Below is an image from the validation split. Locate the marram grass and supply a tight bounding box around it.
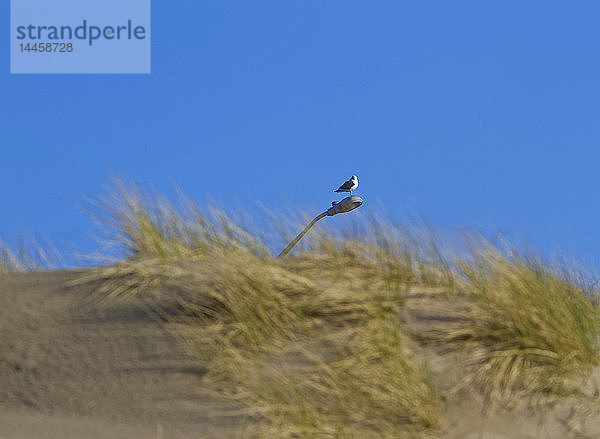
[177,251,440,438]
[440,250,600,410]
[0,237,60,272]
[0,239,16,272]
[77,182,600,435]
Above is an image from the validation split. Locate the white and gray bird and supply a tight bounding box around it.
[334,175,358,197]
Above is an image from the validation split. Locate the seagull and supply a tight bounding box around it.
[335,175,358,197]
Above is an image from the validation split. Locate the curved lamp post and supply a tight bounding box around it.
[278,196,363,258]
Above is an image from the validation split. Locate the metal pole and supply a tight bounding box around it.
[277,196,363,258]
[277,212,327,258]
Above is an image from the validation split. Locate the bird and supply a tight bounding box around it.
[335,175,358,197]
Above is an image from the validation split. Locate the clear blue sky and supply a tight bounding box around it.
[2,1,600,266]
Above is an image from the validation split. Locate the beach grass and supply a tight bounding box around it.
[75,181,600,435]
[438,248,600,410]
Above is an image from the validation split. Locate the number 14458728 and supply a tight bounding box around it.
[19,42,73,53]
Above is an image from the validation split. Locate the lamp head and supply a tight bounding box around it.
[326,196,363,216]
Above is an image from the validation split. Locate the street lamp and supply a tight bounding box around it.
[278,195,363,258]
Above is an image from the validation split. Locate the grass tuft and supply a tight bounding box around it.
[440,248,600,410]
[0,236,61,272]
[181,252,440,438]
[89,180,269,261]
[0,239,19,272]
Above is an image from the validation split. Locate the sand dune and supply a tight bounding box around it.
[1,269,599,438]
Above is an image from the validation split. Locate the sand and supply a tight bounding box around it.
[0,270,240,439]
[1,269,599,438]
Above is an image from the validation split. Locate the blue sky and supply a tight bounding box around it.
[2,1,600,266]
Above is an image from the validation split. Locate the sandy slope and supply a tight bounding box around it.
[404,291,600,439]
[0,270,241,439]
[1,269,599,438]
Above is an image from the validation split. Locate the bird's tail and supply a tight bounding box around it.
[334,189,344,192]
